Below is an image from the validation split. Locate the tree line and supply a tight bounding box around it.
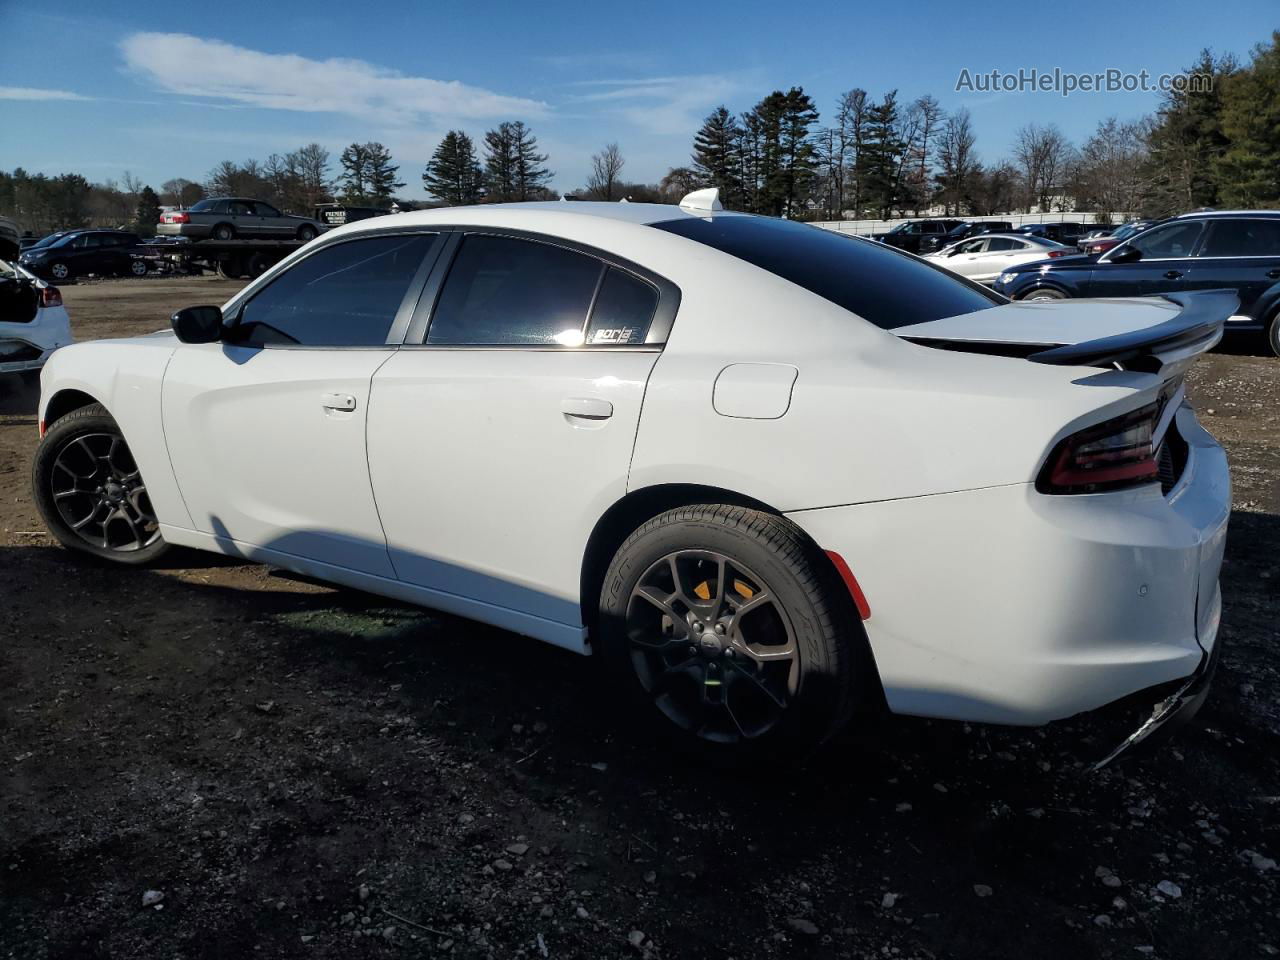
[2,30,1277,235]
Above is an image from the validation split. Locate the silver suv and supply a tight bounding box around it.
[157,198,325,242]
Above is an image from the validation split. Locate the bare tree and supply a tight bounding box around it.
[1071,117,1152,218]
[835,88,868,216]
[906,95,945,214]
[1013,123,1076,212]
[586,143,626,200]
[935,109,980,215]
[659,167,702,201]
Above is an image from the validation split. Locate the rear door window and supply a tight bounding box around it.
[426,235,603,345]
[1199,219,1280,257]
[234,233,436,347]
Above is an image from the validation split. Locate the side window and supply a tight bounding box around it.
[986,237,1020,252]
[586,268,658,344]
[234,233,435,347]
[1200,219,1280,257]
[254,202,282,218]
[1128,221,1203,259]
[957,239,987,254]
[229,201,254,216]
[901,222,921,235]
[427,235,602,345]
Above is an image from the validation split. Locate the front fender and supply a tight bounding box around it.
[40,337,192,528]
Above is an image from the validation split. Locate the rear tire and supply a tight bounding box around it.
[212,223,235,241]
[596,505,865,762]
[129,259,149,277]
[32,403,169,565]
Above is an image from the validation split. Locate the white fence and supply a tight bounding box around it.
[810,211,1135,237]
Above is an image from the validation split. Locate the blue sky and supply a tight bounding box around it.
[1,1,1276,199]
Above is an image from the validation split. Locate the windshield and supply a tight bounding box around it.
[652,215,999,330]
[1110,223,1141,241]
[30,232,69,249]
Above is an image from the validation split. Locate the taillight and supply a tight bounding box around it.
[1037,402,1161,494]
[40,285,62,308]
[1047,250,1070,258]
[166,212,190,224]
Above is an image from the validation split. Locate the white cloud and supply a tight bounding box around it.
[567,75,742,136]
[119,32,548,124]
[0,86,92,102]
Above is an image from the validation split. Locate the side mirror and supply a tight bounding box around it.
[1108,246,1143,264]
[171,305,223,343]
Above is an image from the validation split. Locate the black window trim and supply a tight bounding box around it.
[1194,217,1280,260]
[401,226,681,351]
[220,227,447,350]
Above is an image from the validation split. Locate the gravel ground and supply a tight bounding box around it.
[1,277,1277,960]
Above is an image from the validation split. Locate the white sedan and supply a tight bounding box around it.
[1,258,73,381]
[925,232,1072,283]
[30,190,1232,762]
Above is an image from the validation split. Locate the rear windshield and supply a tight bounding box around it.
[188,199,222,212]
[651,216,998,329]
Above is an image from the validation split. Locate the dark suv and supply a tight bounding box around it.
[870,219,966,254]
[991,211,1280,355]
[1015,221,1085,246]
[17,229,145,281]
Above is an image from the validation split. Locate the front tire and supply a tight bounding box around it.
[32,403,169,564]
[1267,310,1280,358]
[596,505,863,760]
[1023,287,1067,301]
[297,225,317,242]
[48,261,72,282]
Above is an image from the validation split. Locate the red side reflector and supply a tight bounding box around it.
[39,419,46,437]
[825,550,871,620]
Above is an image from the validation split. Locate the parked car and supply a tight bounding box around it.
[924,233,1073,284]
[157,198,326,242]
[869,218,966,254]
[992,210,1280,355]
[0,257,72,381]
[30,189,1232,762]
[1078,219,1158,256]
[939,221,1015,245]
[1015,221,1085,245]
[0,216,20,260]
[18,229,147,281]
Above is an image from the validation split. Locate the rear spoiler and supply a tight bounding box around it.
[1027,289,1237,367]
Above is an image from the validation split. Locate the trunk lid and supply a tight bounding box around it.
[894,290,1238,370]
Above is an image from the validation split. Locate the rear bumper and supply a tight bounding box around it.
[156,223,212,239]
[787,404,1229,727]
[0,310,72,373]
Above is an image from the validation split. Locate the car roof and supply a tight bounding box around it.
[334,200,755,231]
[1173,209,1280,220]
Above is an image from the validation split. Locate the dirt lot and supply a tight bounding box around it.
[1,277,1277,960]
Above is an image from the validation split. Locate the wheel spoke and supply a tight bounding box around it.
[48,430,160,553]
[725,658,788,709]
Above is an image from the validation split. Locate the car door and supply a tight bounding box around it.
[162,230,441,577]
[1090,220,1204,298]
[1184,218,1280,320]
[228,200,263,237]
[943,238,989,278]
[253,202,288,238]
[366,231,673,641]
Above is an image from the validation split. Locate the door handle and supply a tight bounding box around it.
[560,397,613,421]
[321,392,356,412]
[1163,270,1183,280]
[1266,269,1280,279]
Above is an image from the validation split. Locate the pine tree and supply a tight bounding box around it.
[363,142,404,205]
[133,185,161,234]
[742,88,817,217]
[858,92,906,218]
[691,106,743,207]
[510,122,553,200]
[424,131,484,205]
[483,123,519,202]
[1215,33,1280,207]
[338,143,369,203]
